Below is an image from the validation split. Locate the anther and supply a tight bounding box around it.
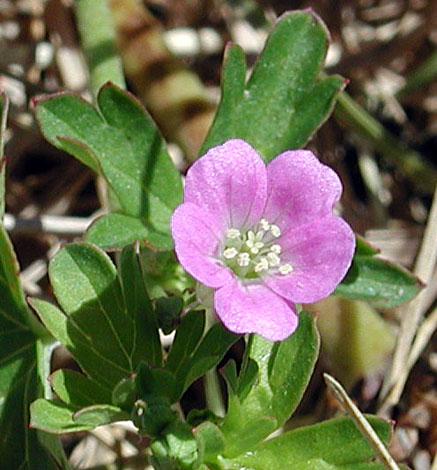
[259,218,270,231]
[254,257,269,272]
[237,253,250,267]
[267,252,280,267]
[226,228,241,239]
[223,247,238,259]
[270,244,281,254]
[278,264,293,275]
[270,225,281,238]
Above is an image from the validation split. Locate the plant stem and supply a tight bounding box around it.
[335,91,437,194]
[397,50,437,97]
[75,0,126,99]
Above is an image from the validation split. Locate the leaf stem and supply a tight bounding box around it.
[335,91,437,194]
[75,0,126,98]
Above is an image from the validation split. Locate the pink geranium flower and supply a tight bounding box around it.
[171,139,355,341]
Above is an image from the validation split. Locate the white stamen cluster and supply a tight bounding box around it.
[221,218,293,278]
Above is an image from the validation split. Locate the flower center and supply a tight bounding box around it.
[220,218,293,279]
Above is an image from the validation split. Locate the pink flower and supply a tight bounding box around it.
[171,139,355,342]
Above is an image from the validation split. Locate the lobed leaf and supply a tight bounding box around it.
[240,311,319,425]
[201,11,345,160]
[0,223,64,468]
[31,242,161,393]
[220,312,319,456]
[35,83,182,250]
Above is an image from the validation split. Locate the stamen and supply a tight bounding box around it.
[250,241,264,255]
[270,224,281,238]
[237,253,250,267]
[270,244,281,254]
[267,252,280,267]
[227,228,241,239]
[278,264,293,275]
[259,218,270,231]
[254,257,269,273]
[222,220,286,279]
[223,247,238,259]
[255,231,264,241]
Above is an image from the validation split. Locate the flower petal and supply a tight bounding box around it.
[171,202,234,288]
[184,139,267,231]
[214,280,298,341]
[263,150,343,233]
[265,215,355,303]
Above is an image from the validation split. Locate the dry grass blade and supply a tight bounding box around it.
[324,374,401,470]
[407,305,437,370]
[379,187,437,415]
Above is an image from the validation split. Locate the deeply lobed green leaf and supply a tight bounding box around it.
[35,83,182,250]
[31,242,161,392]
[201,11,345,160]
[220,312,319,457]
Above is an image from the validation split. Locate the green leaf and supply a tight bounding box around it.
[73,404,128,426]
[224,416,391,469]
[49,242,135,372]
[222,415,277,458]
[30,298,126,389]
[219,313,319,457]
[0,344,58,468]
[112,376,138,410]
[32,242,161,391]
[150,421,198,470]
[166,310,206,373]
[138,364,179,403]
[119,244,162,367]
[0,91,8,217]
[178,322,240,398]
[0,226,33,328]
[86,213,174,251]
[0,224,65,468]
[35,82,182,248]
[30,399,97,434]
[155,296,184,334]
[49,369,112,407]
[240,312,319,426]
[335,238,422,308]
[201,11,344,160]
[193,421,226,465]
